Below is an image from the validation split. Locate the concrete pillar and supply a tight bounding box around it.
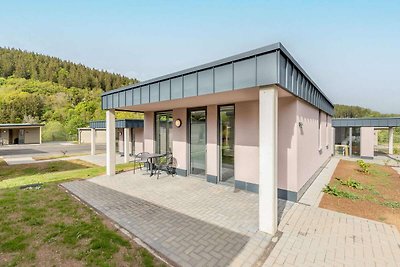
[124,128,130,163]
[90,128,96,156]
[39,126,42,144]
[259,86,278,235]
[349,127,353,156]
[106,109,116,176]
[206,105,218,183]
[144,112,155,153]
[134,128,144,154]
[360,127,374,159]
[389,127,394,155]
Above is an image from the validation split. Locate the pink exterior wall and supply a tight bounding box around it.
[361,127,375,158]
[296,100,332,192]
[172,108,188,171]
[207,105,218,177]
[277,97,298,192]
[138,88,332,198]
[134,128,144,154]
[144,112,155,153]
[235,101,259,184]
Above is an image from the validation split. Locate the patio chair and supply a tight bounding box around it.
[154,153,176,179]
[133,152,150,174]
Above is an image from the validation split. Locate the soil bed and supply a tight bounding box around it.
[320,160,400,229]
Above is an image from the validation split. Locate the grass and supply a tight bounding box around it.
[0,159,164,266]
[0,159,96,181]
[322,184,360,200]
[0,183,165,266]
[0,161,137,189]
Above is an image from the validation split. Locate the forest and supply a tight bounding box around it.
[0,47,139,141]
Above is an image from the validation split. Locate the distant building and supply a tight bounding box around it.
[78,119,144,156]
[0,123,43,145]
[332,117,400,158]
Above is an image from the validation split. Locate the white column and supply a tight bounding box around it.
[124,128,130,163]
[259,86,278,235]
[106,109,116,176]
[349,127,353,156]
[39,126,42,144]
[90,128,96,156]
[388,127,394,155]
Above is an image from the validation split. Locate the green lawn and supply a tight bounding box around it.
[0,160,164,267]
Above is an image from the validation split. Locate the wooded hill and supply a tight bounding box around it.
[0,47,136,91]
[0,47,138,141]
[334,104,399,118]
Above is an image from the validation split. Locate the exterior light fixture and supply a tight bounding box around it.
[175,119,182,128]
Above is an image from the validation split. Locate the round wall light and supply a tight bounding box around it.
[175,119,182,128]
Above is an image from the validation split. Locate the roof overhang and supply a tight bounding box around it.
[101,42,334,115]
[89,119,144,129]
[0,123,44,129]
[332,117,400,127]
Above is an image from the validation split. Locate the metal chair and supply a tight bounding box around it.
[154,153,176,179]
[133,152,150,174]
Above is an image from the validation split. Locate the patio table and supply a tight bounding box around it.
[146,153,165,176]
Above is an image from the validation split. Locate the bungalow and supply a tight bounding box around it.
[100,42,334,234]
[0,123,43,145]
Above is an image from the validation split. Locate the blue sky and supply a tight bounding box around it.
[1,0,399,113]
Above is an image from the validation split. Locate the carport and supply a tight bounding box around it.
[86,119,144,163]
[332,117,400,158]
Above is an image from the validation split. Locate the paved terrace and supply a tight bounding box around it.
[62,171,293,266]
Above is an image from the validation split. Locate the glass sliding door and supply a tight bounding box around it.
[155,111,173,154]
[189,109,206,176]
[219,105,235,183]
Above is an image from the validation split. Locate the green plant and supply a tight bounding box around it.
[335,177,363,189]
[357,160,370,174]
[323,185,359,200]
[381,201,400,209]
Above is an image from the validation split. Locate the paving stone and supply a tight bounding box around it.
[62,180,249,267]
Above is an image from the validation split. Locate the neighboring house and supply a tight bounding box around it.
[0,123,43,145]
[100,42,334,234]
[78,119,144,159]
[332,117,400,158]
[78,127,106,144]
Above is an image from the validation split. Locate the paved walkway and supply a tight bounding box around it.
[263,203,400,267]
[1,153,126,166]
[299,157,339,207]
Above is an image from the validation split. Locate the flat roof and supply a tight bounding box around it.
[101,42,334,115]
[0,123,44,128]
[332,117,400,127]
[90,119,144,129]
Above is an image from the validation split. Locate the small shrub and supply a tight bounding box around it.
[335,177,363,190]
[323,185,359,200]
[357,160,370,174]
[381,201,400,209]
